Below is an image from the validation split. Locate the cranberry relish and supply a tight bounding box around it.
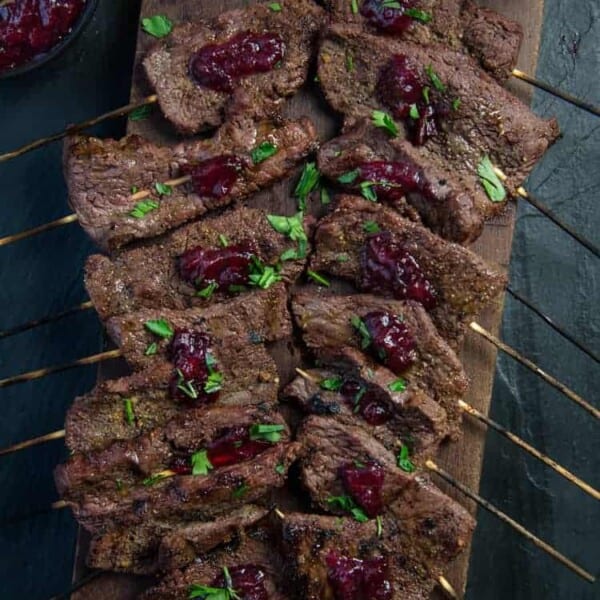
[212,565,269,600]
[340,379,392,426]
[0,0,85,72]
[378,54,453,145]
[339,461,385,517]
[190,31,285,92]
[326,552,393,600]
[360,0,423,35]
[361,232,438,309]
[183,155,246,199]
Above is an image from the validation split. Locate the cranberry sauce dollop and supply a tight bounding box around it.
[326,553,393,600]
[178,241,256,292]
[360,232,437,309]
[213,564,269,600]
[340,380,392,426]
[167,329,218,403]
[190,31,285,92]
[339,461,385,517]
[378,54,451,146]
[360,0,419,35]
[362,311,417,374]
[206,426,272,468]
[0,0,85,72]
[185,155,245,199]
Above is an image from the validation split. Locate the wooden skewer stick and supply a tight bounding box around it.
[0,95,158,164]
[0,429,65,456]
[512,69,600,118]
[48,571,102,600]
[469,321,600,420]
[425,460,596,584]
[458,400,600,501]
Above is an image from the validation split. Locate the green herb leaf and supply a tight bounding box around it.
[376,515,383,537]
[320,376,344,392]
[129,104,153,121]
[397,444,416,473]
[268,2,282,11]
[388,378,407,393]
[218,234,229,248]
[251,141,278,164]
[266,211,308,260]
[141,14,173,38]
[130,199,159,219]
[233,483,249,499]
[351,315,372,349]
[327,495,369,523]
[425,64,446,92]
[477,155,507,203]
[144,318,174,339]
[409,103,420,120]
[350,0,359,14]
[307,270,330,287]
[381,0,402,7]
[360,181,378,202]
[204,370,224,394]
[280,248,299,262]
[155,182,173,196]
[249,423,285,443]
[115,479,123,492]
[345,48,354,72]
[188,584,232,600]
[405,7,432,23]
[422,85,430,104]
[294,163,321,209]
[130,185,139,194]
[452,97,461,111]
[123,398,135,425]
[320,186,331,205]
[248,257,282,289]
[275,463,286,475]
[197,282,218,299]
[191,450,213,476]
[336,253,350,263]
[372,110,399,137]
[145,342,158,356]
[338,169,360,184]
[176,369,199,400]
[362,220,380,234]
[143,470,175,487]
[229,284,247,294]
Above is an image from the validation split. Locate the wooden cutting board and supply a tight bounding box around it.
[73,1,545,597]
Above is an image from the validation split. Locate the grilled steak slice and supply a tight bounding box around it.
[318,120,492,243]
[326,0,523,81]
[297,417,475,571]
[105,282,291,371]
[87,505,268,575]
[292,291,468,435]
[64,117,318,251]
[65,341,279,454]
[56,406,300,533]
[318,25,559,195]
[143,0,325,134]
[311,195,507,343]
[85,207,308,321]
[143,527,289,600]
[284,360,449,458]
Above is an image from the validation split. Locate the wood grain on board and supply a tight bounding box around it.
[73,1,545,597]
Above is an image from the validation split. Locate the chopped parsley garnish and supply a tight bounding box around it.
[143,470,175,486]
[422,86,431,104]
[425,64,446,92]
[350,0,359,14]
[351,315,372,349]
[452,97,461,111]
[477,155,507,203]
[320,186,331,205]
[141,14,173,38]
[251,141,278,164]
[266,212,307,259]
[115,479,123,491]
[372,110,399,137]
[359,181,378,202]
[320,376,344,392]
[155,182,173,196]
[338,169,360,184]
[144,318,174,339]
[249,423,285,443]
[275,463,286,475]
[327,495,369,523]
[405,8,432,23]
[397,444,416,473]
[363,220,380,234]
[204,370,224,394]
[376,515,384,537]
[188,566,239,599]
[145,342,158,356]
[216,234,229,248]
[129,104,153,121]
[248,257,282,289]
[336,253,350,263]
[197,282,218,299]
[123,398,135,425]
[233,483,249,499]
[176,369,199,400]
[130,186,139,194]
[388,378,407,393]
[345,48,354,72]
[294,162,321,210]
[130,199,159,219]
[191,450,213,476]
[268,2,282,11]
[307,270,330,287]
[409,103,420,120]
[381,0,402,7]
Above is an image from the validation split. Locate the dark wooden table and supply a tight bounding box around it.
[0,1,597,599]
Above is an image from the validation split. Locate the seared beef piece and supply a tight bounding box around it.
[64,117,318,251]
[318,25,559,191]
[279,512,444,599]
[85,208,308,321]
[292,291,468,436]
[57,414,299,534]
[143,0,325,134]
[87,505,268,575]
[318,120,491,243]
[65,340,278,454]
[311,196,507,342]
[283,358,449,458]
[104,283,291,372]
[297,417,475,569]
[326,0,523,81]
[143,527,289,600]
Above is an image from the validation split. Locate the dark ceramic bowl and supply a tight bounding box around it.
[0,0,99,80]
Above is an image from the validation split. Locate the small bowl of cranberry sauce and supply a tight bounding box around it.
[0,0,98,79]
